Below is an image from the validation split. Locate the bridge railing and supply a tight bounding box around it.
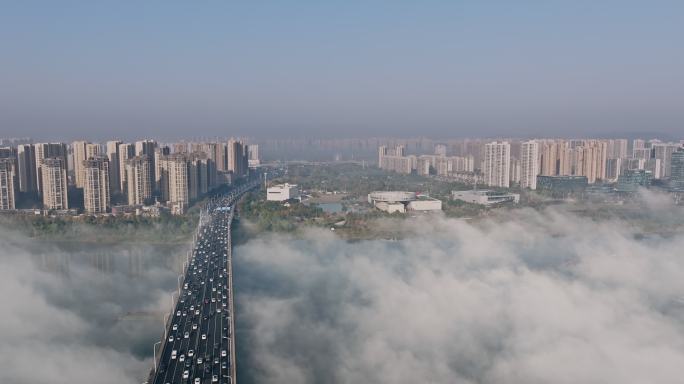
[148,205,207,383]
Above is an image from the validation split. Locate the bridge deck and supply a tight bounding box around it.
[149,184,255,384]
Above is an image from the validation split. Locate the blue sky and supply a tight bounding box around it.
[1,1,682,140]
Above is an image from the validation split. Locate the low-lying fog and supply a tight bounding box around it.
[234,195,684,384]
[0,232,186,384]
[1,191,683,383]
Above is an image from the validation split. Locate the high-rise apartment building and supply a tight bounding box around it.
[378,145,413,174]
[378,146,387,167]
[434,144,447,157]
[188,156,201,201]
[509,158,521,184]
[105,141,122,194]
[215,142,228,172]
[164,154,189,208]
[158,152,214,214]
[247,144,260,167]
[135,139,157,157]
[607,139,628,159]
[540,141,558,176]
[645,158,662,179]
[632,139,646,152]
[670,149,684,192]
[173,142,189,154]
[605,158,622,181]
[135,139,157,188]
[72,141,87,187]
[415,156,430,176]
[580,143,603,184]
[227,139,248,177]
[35,143,68,195]
[17,144,37,193]
[117,143,135,192]
[483,141,511,188]
[0,158,16,210]
[520,140,539,189]
[154,146,171,193]
[633,148,651,160]
[41,157,68,210]
[83,157,110,214]
[125,156,152,205]
[652,143,681,179]
[558,142,573,176]
[195,153,215,193]
[72,141,101,188]
[0,149,17,211]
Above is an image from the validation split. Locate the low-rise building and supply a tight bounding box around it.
[616,169,653,193]
[451,190,519,206]
[267,183,300,201]
[407,198,443,211]
[368,191,442,213]
[536,175,588,197]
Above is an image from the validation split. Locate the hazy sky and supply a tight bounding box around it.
[1,1,682,140]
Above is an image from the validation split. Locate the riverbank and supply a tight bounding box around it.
[0,213,197,244]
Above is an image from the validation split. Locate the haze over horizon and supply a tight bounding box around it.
[2,1,683,140]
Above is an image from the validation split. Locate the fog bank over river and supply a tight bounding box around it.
[1,189,683,384]
[0,226,188,384]
[233,200,684,384]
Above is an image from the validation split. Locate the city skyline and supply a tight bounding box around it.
[1,2,684,383]
[0,137,255,213]
[1,134,682,213]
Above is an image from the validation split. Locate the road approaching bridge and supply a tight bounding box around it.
[148,182,257,384]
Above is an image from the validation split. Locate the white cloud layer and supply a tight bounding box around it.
[235,204,684,384]
[0,230,181,384]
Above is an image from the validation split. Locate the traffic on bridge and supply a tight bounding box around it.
[149,182,257,384]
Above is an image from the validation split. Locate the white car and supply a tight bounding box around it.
[172,324,178,331]
[179,354,185,362]
[188,349,194,357]
[183,370,189,379]
[212,375,218,382]
[192,323,198,330]
[194,378,201,384]
[171,350,177,359]
[184,332,190,339]
[221,350,227,357]
[168,335,174,342]
[195,309,200,315]
[201,333,207,340]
